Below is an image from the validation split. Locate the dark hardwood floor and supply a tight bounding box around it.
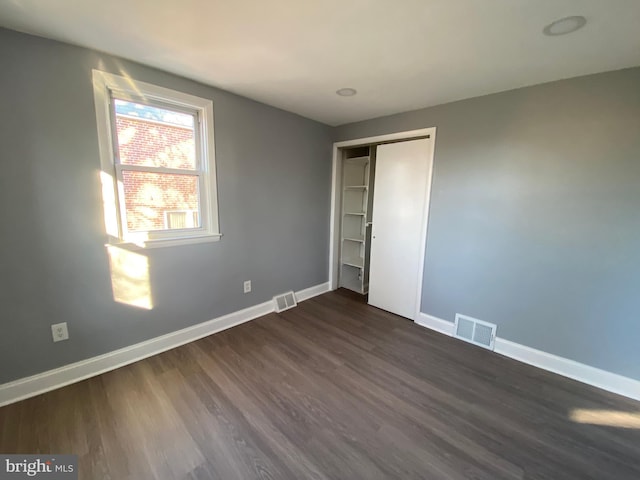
[1,289,639,479]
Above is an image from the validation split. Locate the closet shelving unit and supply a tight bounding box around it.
[339,147,375,294]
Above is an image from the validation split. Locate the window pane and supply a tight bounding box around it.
[121,171,201,232]
[114,99,197,170]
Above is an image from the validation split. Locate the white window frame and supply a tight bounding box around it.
[92,69,221,248]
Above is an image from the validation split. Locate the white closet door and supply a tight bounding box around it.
[368,138,432,319]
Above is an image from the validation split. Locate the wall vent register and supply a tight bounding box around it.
[274,291,297,313]
[454,314,497,350]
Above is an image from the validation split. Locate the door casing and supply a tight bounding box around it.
[328,127,436,321]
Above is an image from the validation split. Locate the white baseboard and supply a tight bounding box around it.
[415,313,456,336]
[493,338,640,401]
[0,282,330,407]
[296,282,330,302]
[415,313,640,402]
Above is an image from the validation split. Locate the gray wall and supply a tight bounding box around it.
[335,67,640,381]
[0,28,333,383]
[2,25,639,386]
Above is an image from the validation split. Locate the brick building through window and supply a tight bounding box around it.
[115,103,200,232]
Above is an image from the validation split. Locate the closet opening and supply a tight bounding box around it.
[329,128,436,321]
[338,145,376,294]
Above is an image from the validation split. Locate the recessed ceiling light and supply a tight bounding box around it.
[336,88,357,97]
[543,16,587,36]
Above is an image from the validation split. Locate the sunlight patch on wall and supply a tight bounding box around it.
[107,245,153,310]
[118,67,146,99]
[100,171,120,238]
[570,408,640,429]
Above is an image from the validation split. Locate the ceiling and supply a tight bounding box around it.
[1,0,639,126]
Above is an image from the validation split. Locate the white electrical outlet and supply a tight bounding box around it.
[243,280,252,293]
[51,322,69,342]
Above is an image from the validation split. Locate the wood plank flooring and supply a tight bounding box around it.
[1,289,639,479]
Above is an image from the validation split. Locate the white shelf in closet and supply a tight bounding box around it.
[345,156,370,163]
[340,264,364,293]
[343,236,365,243]
[342,257,365,269]
[339,149,375,294]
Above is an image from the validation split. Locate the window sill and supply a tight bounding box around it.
[106,233,222,250]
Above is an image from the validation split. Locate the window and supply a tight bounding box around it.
[93,70,220,247]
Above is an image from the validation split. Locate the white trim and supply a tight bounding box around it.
[116,164,202,176]
[328,144,342,290]
[107,234,222,250]
[333,128,435,149]
[413,134,436,321]
[92,69,220,246]
[295,282,331,302]
[328,128,436,297]
[415,313,640,402]
[415,312,456,336]
[493,338,640,402]
[0,282,329,407]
